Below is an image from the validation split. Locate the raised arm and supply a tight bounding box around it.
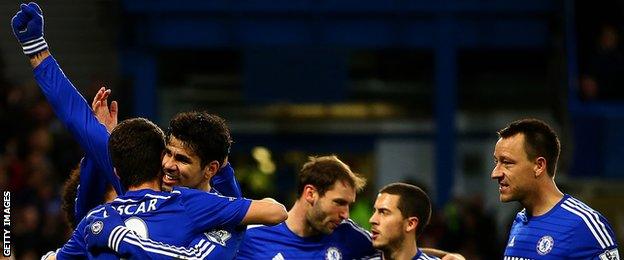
[11,3,123,195]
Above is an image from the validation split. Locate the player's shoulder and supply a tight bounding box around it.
[416,250,441,260]
[558,195,610,224]
[174,186,224,199]
[172,186,213,201]
[245,223,284,237]
[335,219,373,239]
[171,186,195,194]
[84,204,107,219]
[558,195,617,249]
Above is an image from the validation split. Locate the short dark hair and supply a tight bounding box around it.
[379,183,431,237]
[297,155,366,196]
[109,118,165,190]
[497,118,561,177]
[166,111,232,168]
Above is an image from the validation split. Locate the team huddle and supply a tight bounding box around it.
[10,3,620,260]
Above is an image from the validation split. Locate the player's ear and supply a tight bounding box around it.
[303,184,317,205]
[405,216,419,234]
[203,160,220,179]
[534,157,547,178]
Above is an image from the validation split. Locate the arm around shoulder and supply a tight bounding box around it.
[241,198,287,226]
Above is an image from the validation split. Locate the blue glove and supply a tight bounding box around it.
[11,2,48,55]
[84,205,132,252]
[210,162,243,198]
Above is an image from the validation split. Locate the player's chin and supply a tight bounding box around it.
[499,193,514,203]
[318,225,334,234]
[371,239,385,249]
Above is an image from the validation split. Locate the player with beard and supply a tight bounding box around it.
[237,156,463,260]
[11,3,285,258]
[236,155,375,259]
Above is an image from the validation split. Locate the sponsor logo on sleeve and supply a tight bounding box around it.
[599,248,620,260]
[204,229,232,246]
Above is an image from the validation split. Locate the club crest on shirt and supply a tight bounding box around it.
[91,221,103,235]
[325,247,342,260]
[536,235,554,255]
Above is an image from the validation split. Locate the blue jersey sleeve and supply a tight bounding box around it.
[210,162,243,198]
[32,56,123,195]
[109,229,235,259]
[74,157,108,223]
[56,217,88,259]
[177,188,251,231]
[569,213,619,259]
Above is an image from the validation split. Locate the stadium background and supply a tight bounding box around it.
[0,0,623,259]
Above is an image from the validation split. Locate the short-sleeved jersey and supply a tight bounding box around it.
[504,194,619,259]
[236,219,379,260]
[93,165,247,259]
[56,187,251,259]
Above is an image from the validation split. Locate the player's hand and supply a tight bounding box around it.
[216,162,234,177]
[84,206,130,251]
[91,87,118,133]
[40,250,57,260]
[11,2,48,55]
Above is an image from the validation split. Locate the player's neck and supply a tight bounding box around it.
[285,200,318,237]
[382,239,417,260]
[523,179,564,216]
[128,178,162,192]
[199,179,212,192]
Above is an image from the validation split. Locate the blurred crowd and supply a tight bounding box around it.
[580,24,624,101]
[0,78,84,258]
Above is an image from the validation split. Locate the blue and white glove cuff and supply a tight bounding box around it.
[22,36,48,55]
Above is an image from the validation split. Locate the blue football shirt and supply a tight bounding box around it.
[504,194,619,259]
[236,219,379,260]
[33,55,250,259]
[56,187,251,259]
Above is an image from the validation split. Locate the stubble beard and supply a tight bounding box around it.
[307,203,333,235]
[378,231,405,257]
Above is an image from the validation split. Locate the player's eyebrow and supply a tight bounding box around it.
[374,206,390,213]
[333,198,350,206]
[175,153,192,163]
